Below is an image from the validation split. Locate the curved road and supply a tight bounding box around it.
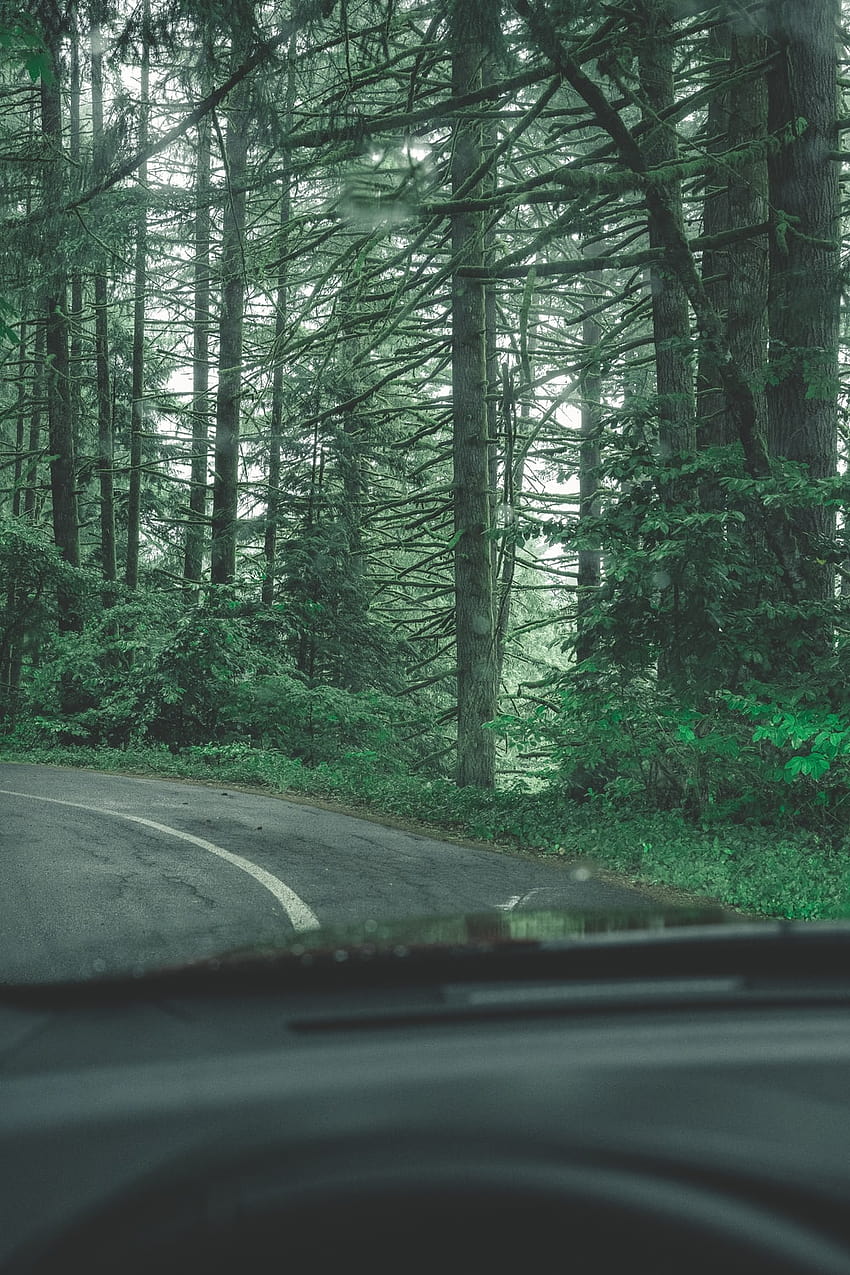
[0,763,654,983]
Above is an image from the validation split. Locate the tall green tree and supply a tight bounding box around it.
[90,1,117,583]
[450,0,498,788]
[210,52,250,587]
[37,0,80,626]
[125,0,150,590]
[183,112,211,596]
[765,0,841,663]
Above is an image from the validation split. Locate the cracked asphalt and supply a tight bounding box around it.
[0,763,657,983]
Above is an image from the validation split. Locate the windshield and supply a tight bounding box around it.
[1,0,848,985]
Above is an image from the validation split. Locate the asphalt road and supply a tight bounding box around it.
[0,763,656,983]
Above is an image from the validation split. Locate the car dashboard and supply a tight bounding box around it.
[2,923,850,1274]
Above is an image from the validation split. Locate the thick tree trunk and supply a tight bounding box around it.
[262,36,296,606]
[11,319,28,519]
[726,26,769,447]
[41,208,73,550]
[637,1,694,687]
[183,113,211,596]
[210,75,249,587]
[23,319,45,520]
[90,13,117,584]
[67,26,83,464]
[39,14,80,616]
[93,273,116,582]
[695,25,731,452]
[576,302,602,666]
[696,23,769,452]
[484,106,500,582]
[450,0,497,789]
[295,415,322,682]
[637,1,694,463]
[261,182,288,607]
[125,0,150,590]
[766,0,840,646]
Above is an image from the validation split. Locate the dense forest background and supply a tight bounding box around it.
[2,0,850,917]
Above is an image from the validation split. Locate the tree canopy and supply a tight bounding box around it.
[1,0,849,852]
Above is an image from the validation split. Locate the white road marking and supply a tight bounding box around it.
[493,894,522,912]
[0,788,320,932]
[494,887,551,913]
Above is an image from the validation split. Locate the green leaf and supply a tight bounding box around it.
[783,756,805,780]
[801,754,831,779]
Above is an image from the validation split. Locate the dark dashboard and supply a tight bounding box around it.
[2,919,850,1275]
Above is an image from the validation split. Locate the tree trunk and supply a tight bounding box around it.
[262,35,296,605]
[39,9,80,621]
[68,15,83,462]
[726,25,769,448]
[637,1,694,463]
[494,358,530,686]
[125,0,150,590]
[90,11,117,584]
[11,319,28,519]
[183,113,212,597]
[576,296,602,666]
[210,73,249,587]
[765,0,840,653]
[695,24,731,452]
[636,0,694,687]
[261,182,288,606]
[484,107,500,582]
[697,22,769,453]
[23,318,45,520]
[450,0,497,788]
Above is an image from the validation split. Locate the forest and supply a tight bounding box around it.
[1,0,849,919]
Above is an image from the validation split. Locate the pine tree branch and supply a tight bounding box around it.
[511,0,806,600]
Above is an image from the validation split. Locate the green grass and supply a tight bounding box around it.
[3,741,849,920]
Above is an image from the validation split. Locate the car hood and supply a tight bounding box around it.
[136,904,850,989]
[207,901,735,962]
[5,906,849,1001]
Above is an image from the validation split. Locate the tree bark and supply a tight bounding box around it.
[726,24,769,449]
[183,113,212,597]
[494,363,527,687]
[636,1,694,687]
[765,0,840,640]
[23,318,45,520]
[261,181,288,607]
[696,21,769,453]
[450,0,498,788]
[90,10,117,584]
[125,0,150,590]
[210,69,249,587]
[11,319,28,519]
[637,0,694,463]
[39,6,80,619]
[576,286,602,665]
[695,24,731,452]
[262,34,297,606]
[68,21,83,463]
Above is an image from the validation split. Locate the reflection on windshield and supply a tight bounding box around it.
[1,0,848,984]
[216,906,733,965]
